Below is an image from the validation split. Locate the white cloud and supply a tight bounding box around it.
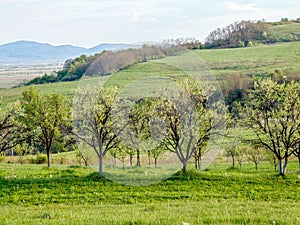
[147,16,158,23]
[131,11,140,22]
[224,1,261,12]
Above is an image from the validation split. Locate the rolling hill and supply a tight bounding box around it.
[0,41,131,64]
[0,41,299,108]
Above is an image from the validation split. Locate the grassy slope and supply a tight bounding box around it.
[0,163,299,225]
[268,22,300,41]
[196,41,300,77]
[1,41,300,108]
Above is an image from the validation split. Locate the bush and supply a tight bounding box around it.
[29,154,47,164]
[35,155,47,164]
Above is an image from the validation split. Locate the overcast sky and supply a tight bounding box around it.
[1,0,299,47]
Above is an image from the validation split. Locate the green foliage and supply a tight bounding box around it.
[204,20,269,48]
[73,86,120,173]
[25,45,183,85]
[35,153,47,164]
[241,79,300,175]
[29,153,47,164]
[0,101,24,152]
[20,87,72,168]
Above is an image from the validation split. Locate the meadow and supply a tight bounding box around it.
[0,41,300,224]
[0,162,299,225]
[1,41,300,108]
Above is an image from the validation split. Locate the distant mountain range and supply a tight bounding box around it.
[0,41,138,64]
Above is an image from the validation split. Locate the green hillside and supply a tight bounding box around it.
[1,41,299,108]
[268,22,300,42]
[197,41,300,77]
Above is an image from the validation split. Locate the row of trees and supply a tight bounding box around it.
[204,20,269,48]
[0,78,299,175]
[26,44,185,85]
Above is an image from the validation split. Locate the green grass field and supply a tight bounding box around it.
[268,23,300,42]
[0,162,299,225]
[1,41,299,109]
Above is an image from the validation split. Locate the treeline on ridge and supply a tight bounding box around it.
[26,45,183,85]
[26,18,300,86]
[204,18,300,49]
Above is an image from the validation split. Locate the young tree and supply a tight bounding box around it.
[236,146,246,170]
[156,77,225,172]
[20,87,71,168]
[14,143,33,165]
[247,145,265,170]
[265,150,279,172]
[193,136,209,170]
[241,79,300,175]
[126,98,152,167]
[224,132,241,168]
[73,86,123,173]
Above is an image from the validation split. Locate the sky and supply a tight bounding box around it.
[0,0,299,48]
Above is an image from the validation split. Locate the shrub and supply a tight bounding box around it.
[29,154,47,164]
[35,155,47,164]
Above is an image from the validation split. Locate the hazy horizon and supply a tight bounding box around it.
[1,0,300,48]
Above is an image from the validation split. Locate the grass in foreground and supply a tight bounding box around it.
[0,162,299,224]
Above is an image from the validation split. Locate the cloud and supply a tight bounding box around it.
[224,1,261,12]
[131,11,140,22]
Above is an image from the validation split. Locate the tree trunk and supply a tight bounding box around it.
[136,150,140,167]
[197,157,202,170]
[148,151,151,166]
[182,163,187,173]
[298,153,300,169]
[130,155,133,167]
[283,157,288,175]
[113,156,116,167]
[232,156,235,168]
[46,148,50,168]
[194,156,198,169]
[154,157,157,168]
[255,163,258,171]
[99,154,103,173]
[278,158,287,175]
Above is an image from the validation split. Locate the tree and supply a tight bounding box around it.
[14,143,33,164]
[73,86,123,173]
[241,79,300,175]
[125,98,153,167]
[247,145,265,170]
[0,102,24,153]
[265,150,279,172]
[151,146,166,168]
[193,132,209,170]
[236,146,246,170]
[75,143,95,166]
[156,77,225,172]
[292,142,300,169]
[224,132,241,168]
[20,87,71,168]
